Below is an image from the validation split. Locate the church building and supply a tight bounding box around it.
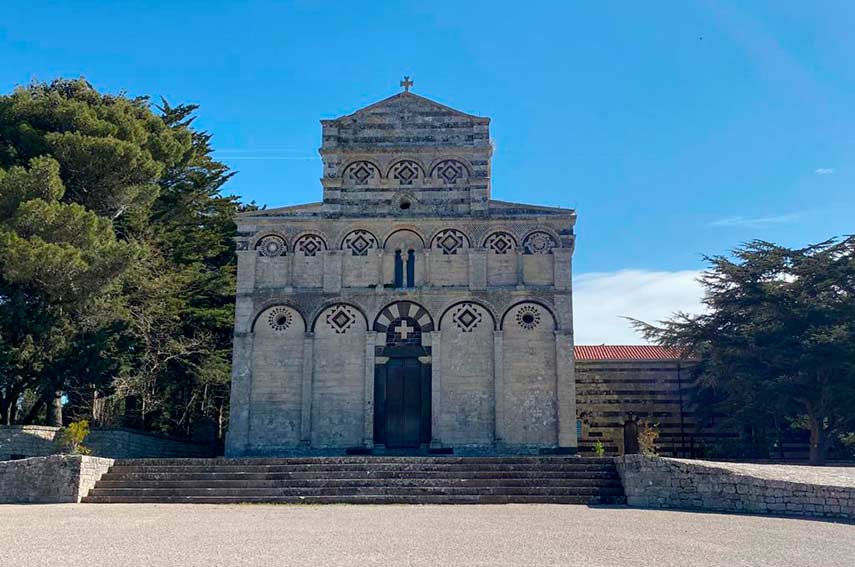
[225,81,577,456]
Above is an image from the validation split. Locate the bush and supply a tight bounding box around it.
[593,440,605,457]
[55,420,92,455]
[638,423,660,456]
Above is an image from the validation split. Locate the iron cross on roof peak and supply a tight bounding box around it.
[400,76,414,92]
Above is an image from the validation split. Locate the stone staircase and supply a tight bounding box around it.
[82,456,626,504]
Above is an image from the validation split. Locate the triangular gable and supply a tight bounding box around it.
[324,92,489,125]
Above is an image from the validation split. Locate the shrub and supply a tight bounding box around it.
[638,423,660,456]
[55,420,92,455]
[593,440,605,457]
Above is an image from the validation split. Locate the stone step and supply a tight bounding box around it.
[83,494,627,505]
[87,485,626,498]
[94,478,622,489]
[110,457,615,466]
[106,463,618,474]
[85,456,625,505]
[100,470,619,482]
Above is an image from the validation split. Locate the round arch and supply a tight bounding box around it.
[499,300,559,331]
[382,228,426,248]
[249,302,307,333]
[310,301,370,333]
[437,300,498,332]
[373,300,434,333]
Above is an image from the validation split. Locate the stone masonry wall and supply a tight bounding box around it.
[616,454,855,520]
[0,425,214,461]
[0,455,113,503]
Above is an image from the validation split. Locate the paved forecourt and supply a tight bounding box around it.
[3,503,853,567]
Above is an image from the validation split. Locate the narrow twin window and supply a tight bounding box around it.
[394,249,416,288]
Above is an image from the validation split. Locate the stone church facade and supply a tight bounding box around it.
[225,88,577,457]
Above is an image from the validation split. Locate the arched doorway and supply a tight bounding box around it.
[373,303,433,449]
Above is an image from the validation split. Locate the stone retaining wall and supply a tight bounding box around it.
[616,454,854,520]
[0,425,214,461]
[0,455,113,503]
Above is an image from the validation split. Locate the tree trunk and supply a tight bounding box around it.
[808,415,829,466]
[21,392,49,425]
[46,388,63,426]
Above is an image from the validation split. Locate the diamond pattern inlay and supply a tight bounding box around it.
[433,229,467,255]
[452,303,483,333]
[326,305,357,334]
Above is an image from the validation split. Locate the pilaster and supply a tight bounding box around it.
[493,330,504,444]
[322,250,342,293]
[300,333,315,443]
[363,332,377,447]
[468,248,487,290]
[555,330,577,448]
[224,333,254,457]
[430,330,442,447]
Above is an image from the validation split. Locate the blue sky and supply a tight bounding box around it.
[2,1,852,341]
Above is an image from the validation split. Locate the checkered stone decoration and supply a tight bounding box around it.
[342,230,378,256]
[325,305,357,334]
[390,160,423,185]
[374,301,434,342]
[432,229,468,255]
[343,161,378,185]
[294,234,327,257]
[522,231,557,255]
[485,232,517,255]
[255,234,287,257]
[452,303,483,333]
[267,306,293,332]
[432,160,467,185]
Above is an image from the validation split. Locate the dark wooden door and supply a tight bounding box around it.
[385,358,422,448]
[623,420,639,455]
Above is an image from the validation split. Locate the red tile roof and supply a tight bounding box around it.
[574,345,685,361]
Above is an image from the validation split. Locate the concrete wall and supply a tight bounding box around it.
[0,426,213,461]
[0,455,113,503]
[617,455,855,520]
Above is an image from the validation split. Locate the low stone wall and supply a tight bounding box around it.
[0,425,214,461]
[0,455,113,503]
[617,455,854,520]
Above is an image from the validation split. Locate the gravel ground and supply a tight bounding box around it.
[2,503,853,567]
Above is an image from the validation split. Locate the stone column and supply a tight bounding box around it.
[363,332,377,447]
[224,332,254,457]
[468,248,487,290]
[493,330,504,446]
[555,330,577,449]
[300,333,315,444]
[515,249,525,287]
[430,330,442,447]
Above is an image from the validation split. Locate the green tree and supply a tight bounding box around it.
[0,157,137,424]
[634,238,855,465]
[0,78,241,435]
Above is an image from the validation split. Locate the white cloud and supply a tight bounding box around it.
[815,168,835,175]
[573,270,705,344]
[708,213,803,228]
